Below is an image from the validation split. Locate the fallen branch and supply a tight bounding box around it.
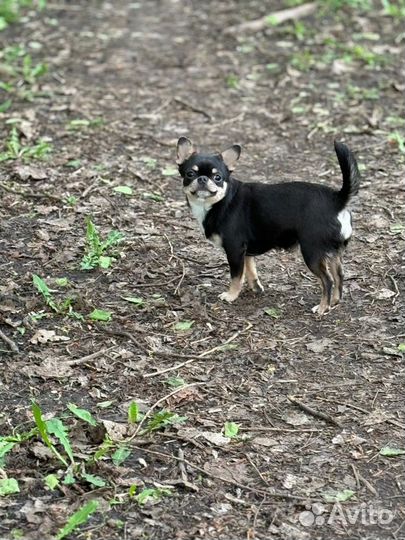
[0,328,19,353]
[225,2,317,34]
[64,346,117,366]
[288,395,342,428]
[144,322,253,378]
[132,445,318,502]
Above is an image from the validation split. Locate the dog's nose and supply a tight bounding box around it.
[198,176,208,186]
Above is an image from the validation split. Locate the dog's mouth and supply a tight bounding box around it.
[189,188,218,199]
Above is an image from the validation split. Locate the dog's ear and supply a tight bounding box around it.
[176,137,196,165]
[221,144,241,171]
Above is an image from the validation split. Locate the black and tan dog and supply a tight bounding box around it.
[176,137,360,315]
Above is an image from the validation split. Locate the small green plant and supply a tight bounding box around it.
[56,500,99,540]
[32,274,83,319]
[381,0,405,18]
[67,118,104,131]
[0,127,52,162]
[0,0,46,30]
[224,422,239,438]
[32,401,69,466]
[346,84,380,101]
[344,44,385,67]
[290,50,314,71]
[80,218,124,270]
[225,74,240,89]
[64,194,78,206]
[145,410,187,433]
[134,487,172,505]
[22,54,47,83]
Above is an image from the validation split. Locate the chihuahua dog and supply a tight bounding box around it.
[176,137,360,315]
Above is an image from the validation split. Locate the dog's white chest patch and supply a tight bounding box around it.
[188,199,211,232]
[338,209,352,240]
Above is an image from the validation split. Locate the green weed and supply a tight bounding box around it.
[32,274,84,320]
[0,127,52,162]
[0,0,46,30]
[346,84,380,101]
[381,0,405,18]
[144,410,187,433]
[226,74,240,89]
[67,118,104,131]
[80,218,124,270]
[56,500,99,540]
[290,50,314,71]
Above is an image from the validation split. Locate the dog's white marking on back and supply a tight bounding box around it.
[209,233,222,248]
[338,209,352,240]
[188,198,212,232]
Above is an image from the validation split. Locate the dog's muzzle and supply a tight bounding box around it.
[189,176,218,197]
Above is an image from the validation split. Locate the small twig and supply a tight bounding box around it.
[351,463,361,491]
[81,180,99,198]
[64,346,117,366]
[225,2,317,34]
[288,395,342,428]
[0,328,19,353]
[173,97,212,121]
[126,383,205,442]
[177,448,188,483]
[317,397,405,430]
[242,427,321,433]
[245,453,271,488]
[144,323,253,378]
[388,274,400,304]
[101,327,149,353]
[351,464,378,496]
[131,445,317,501]
[174,261,186,295]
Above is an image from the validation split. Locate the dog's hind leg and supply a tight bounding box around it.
[301,247,333,315]
[329,255,343,306]
[245,256,264,293]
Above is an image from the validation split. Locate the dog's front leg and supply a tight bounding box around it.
[219,245,246,303]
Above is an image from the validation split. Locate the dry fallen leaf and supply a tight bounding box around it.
[306,338,333,353]
[30,329,70,344]
[101,419,134,441]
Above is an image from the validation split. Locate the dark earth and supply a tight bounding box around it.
[0,1,404,539]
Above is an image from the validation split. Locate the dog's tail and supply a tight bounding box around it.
[334,141,360,209]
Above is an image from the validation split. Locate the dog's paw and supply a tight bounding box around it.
[252,279,264,294]
[311,304,330,316]
[219,291,238,303]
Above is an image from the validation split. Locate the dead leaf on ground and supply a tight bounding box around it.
[306,338,333,353]
[101,419,135,441]
[14,164,47,181]
[177,427,230,446]
[30,329,70,344]
[166,386,202,407]
[21,358,74,378]
[282,412,310,426]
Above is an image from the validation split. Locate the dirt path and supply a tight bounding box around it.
[0,1,404,539]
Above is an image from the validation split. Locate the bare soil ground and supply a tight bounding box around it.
[0,1,404,539]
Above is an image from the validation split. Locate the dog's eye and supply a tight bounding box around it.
[186,170,196,179]
[213,174,222,183]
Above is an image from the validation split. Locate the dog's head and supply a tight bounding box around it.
[176,137,241,204]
